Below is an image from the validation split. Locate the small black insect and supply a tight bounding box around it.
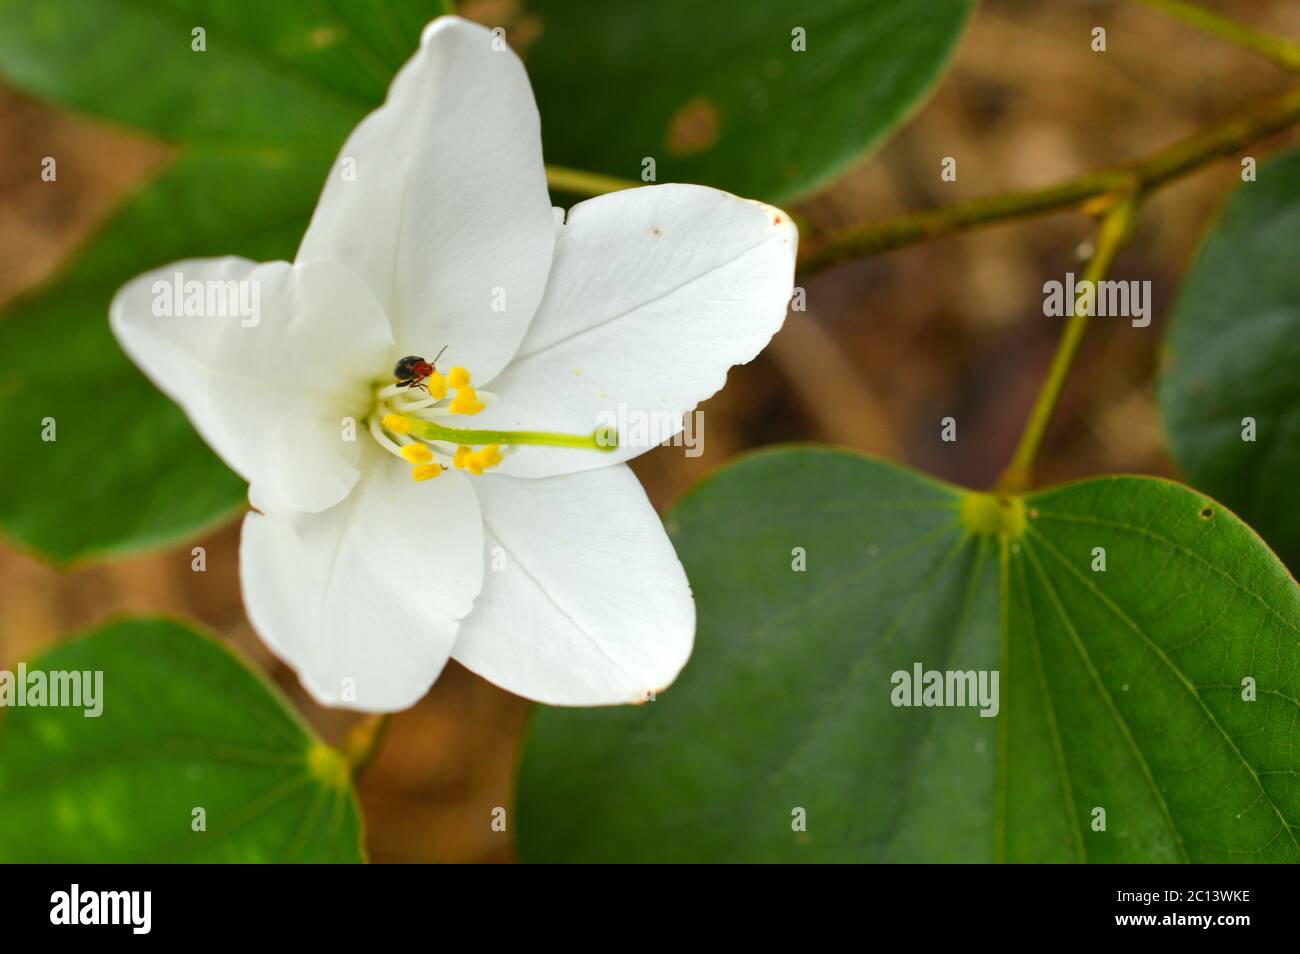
[393,346,447,390]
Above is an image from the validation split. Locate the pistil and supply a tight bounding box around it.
[383,413,617,453]
[368,362,617,481]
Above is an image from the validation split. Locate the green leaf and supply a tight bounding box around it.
[1159,149,1300,572]
[517,448,1300,863]
[0,617,364,862]
[0,0,446,561]
[525,0,976,203]
[0,0,435,143]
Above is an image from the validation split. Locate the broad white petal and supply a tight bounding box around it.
[452,465,694,705]
[110,257,394,514]
[296,16,555,381]
[241,445,484,712]
[469,184,797,478]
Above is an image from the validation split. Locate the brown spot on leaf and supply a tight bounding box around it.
[307,26,342,49]
[666,97,721,157]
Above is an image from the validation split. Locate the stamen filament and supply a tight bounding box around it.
[368,414,405,455]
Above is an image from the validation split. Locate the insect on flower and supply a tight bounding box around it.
[393,346,447,390]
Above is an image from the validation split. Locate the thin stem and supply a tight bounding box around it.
[801,85,1300,275]
[1133,0,1300,73]
[996,193,1141,493]
[546,164,641,197]
[344,713,389,779]
[551,164,816,238]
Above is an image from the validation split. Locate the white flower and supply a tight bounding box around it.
[109,16,796,712]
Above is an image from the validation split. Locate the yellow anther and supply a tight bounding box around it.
[448,366,471,388]
[475,444,503,470]
[449,386,485,416]
[450,444,503,476]
[463,444,503,476]
[411,463,444,482]
[426,371,448,400]
[382,414,413,435]
[400,443,433,464]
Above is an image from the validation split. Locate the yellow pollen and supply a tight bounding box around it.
[449,386,485,416]
[448,366,471,388]
[451,444,503,476]
[477,444,503,468]
[426,371,448,400]
[382,413,413,435]
[412,463,444,482]
[400,443,433,464]
[464,444,503,475]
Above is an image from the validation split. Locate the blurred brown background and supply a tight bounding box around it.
[2,0,1298,862]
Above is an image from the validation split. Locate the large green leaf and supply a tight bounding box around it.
[0,0,448,561]
[0,0,443,141]
[518,448,1300,862]
[1159,150,1300,572]
[523,0,977,203]
[0,617,364,862]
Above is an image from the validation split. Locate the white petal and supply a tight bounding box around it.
[241,445,484,712]
[468,184,797,478]
[452,465,694,705]
[110,258,394,514]
[296,16,555,381]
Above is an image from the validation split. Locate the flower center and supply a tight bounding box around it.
[367,362,616,482]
